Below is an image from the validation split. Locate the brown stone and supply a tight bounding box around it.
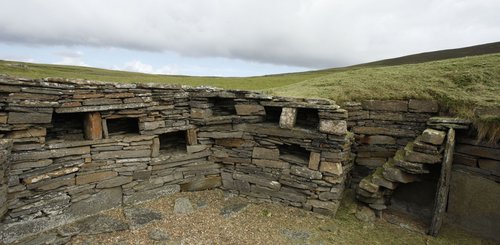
[96,176,133,188]
[478,159,500,176]
[360,135,396,145]
[234,104,265,116]
[186,128,198,145]
[23,167,80,184]
[0,114,7,124]
[8,112,52,124]
[253,159,288,169]
[453,153,477,167]
[359,177,379,193]
[308,152,321,170]
[409,100,439,113]
[76,171,118,185]
[353,126,416,137]
[320,161,343,175]
[151,137,160,157]
[73,93,104,99]
[361,100,408,112]
[382,167,417,183]
[105,92,134,98]
[279,107,297,129]
[215,138,246,148]
[83,112,103,140]
[7,128,46,139]
[319,120,347,135]
[252,147,279,160]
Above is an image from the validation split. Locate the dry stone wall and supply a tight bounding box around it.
[343,100,440,185]
[0,76,351,243]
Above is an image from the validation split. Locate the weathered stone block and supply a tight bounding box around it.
[69,187,123,217]
[23,167,80,184]
[308,152,321,170]
[320,161,343,175]
[186,128,198,145]
[252,147,279,160]
[478,159,500,176]
[361,100,408,112]
[253,159,288,169]
[353,126,416,137]
[8,112,52,124]
[180,176,222,191]
[83,112,103,140]
[420,128,446,145]
[7,128,46,139]
[96,176,133,188]
[123,184,180,205]
[279,107,297,129]
[319,120,347,135]
[306,199,339,216]
[290,166,322,179]
[234,172,281,190]
[409,100,439,113]
[190,108,212,118]
[235,104,265,116]
[215,138,246,148]
[359,177,379,193]
[92,150,151,160]
[455,144,500,161]
[360,135,396,145]
[356,157,386,167]
[382,167,417,183]
[76,171,118,185]
[140,121,165,131]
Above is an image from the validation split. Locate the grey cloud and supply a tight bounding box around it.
[0,0,499,68]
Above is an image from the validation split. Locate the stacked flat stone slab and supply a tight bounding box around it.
[0,139,12,220]
[0,75,351,243]
[343,100,440,185]
[355,117,469,211]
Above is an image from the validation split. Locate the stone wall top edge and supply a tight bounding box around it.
[0,74,339,107]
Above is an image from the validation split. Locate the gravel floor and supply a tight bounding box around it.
[67,189,495,245]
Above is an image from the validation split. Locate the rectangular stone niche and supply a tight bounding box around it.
[210,97,236,116]
[279,144,310,165]
[264,106,282,124]
[159,130,187,154]
[46,112,85,141]
[106,117,139,136]
[296,108,319,130]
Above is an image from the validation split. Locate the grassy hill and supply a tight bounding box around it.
[1,42,499,140]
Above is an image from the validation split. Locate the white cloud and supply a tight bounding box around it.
[53,50,88,66]
[113,60,179,74]
[0,0,499,68]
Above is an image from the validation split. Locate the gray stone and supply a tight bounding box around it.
[420,129,446,145]
[69,187,123,217]
[290,166,322,180]
[233,172,281,190]
[404,148,441,164]
[8,112,52,124]
[96,176,133,188]
[149,229,170,241]
[235,104,265,116]
[253,159,288,169]
[319,120,347,135]
[408,100,439,113]
[355,206,376,222]
[124,207,163,229]
[220,203,249,217]
[180,176,222,191]
[124,184,180,205]
[252,147,279,160]
[279,107,297,129]
[174,197,194,214]
[60,215,129,235]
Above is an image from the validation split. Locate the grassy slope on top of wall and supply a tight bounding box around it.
[270,53,500,141]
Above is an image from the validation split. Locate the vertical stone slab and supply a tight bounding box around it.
[0,139,13,220]
[308,152,321,170]
[186,128,198,145]
[151,137,160,157]
[279,107,297,129]
[102,118,109,139]
[83,112,103,140]
[429,128,455,236]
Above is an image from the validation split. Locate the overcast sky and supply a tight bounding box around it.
[0,0,499,76]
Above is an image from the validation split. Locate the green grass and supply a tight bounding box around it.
[270,54,500,141]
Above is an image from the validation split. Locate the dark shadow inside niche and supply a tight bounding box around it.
[159,130,187,154]
[296,108,319,130]
[390,164,441,222]
[264,106,282,124]
[106,117,139,136]
[46,112,85,141]
[210,97,236,116]
[279,143,310,165]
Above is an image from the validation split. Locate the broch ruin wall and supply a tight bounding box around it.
[0,75,498,243]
